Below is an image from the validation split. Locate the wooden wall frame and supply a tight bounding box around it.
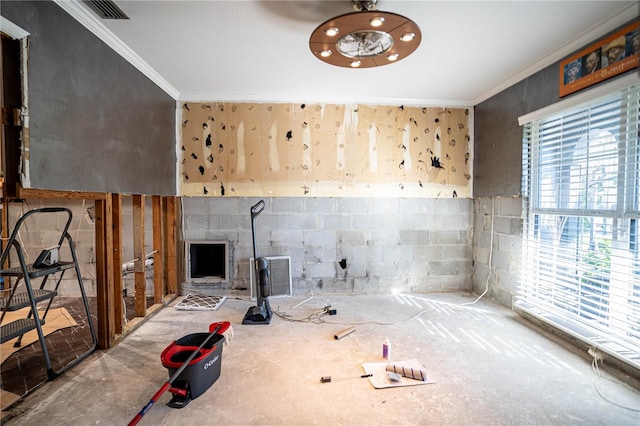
[2,186,179,349]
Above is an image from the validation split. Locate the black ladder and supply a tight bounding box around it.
[0,207,97,380]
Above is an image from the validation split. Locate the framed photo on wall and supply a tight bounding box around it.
[559,20,639,97]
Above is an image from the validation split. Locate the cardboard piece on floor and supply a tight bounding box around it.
[1,389,21,413]
[1,307,77,364]
[362,359,436,389]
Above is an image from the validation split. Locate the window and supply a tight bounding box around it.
[519,82,640,370]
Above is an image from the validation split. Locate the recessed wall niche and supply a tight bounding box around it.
[185,241,228,283]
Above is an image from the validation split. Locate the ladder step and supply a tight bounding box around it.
[0,289,57,311]
[0,261,74,278]
[0,317,45,344]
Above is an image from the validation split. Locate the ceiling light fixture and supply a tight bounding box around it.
[309,0,421,68]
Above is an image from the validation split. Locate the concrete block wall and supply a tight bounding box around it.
[4,198,156,298]
[471,196,523,308]
[182,197,473,295]
[4,199,97,296]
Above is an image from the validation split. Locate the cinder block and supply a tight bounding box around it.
[431,230,461,245]
[413,245,443,260]
[351,277,376,293]
[256,214,286,231]
[337,197,367,213]
[473,246,490,265]
[443,244,471,260]
[367,260,401,277]
[340,260,367,278]
[208,197,245,215]
[352,245,383,262]
[492,216,515,235]
[437,274,472,292]
[407,260,429,277]
[185,214,209,232]
[271,198,304,213]
[322,214,351,230]
[498,234,522,255]
[398,230,429,245]
[369,198,399,214]
[428,260,461,276]
[304,197,336,213]
[493,287,514,309]
[321,245,337,262]
[351,214,386,230]
[411,213,434,230]
[286,214,320,230]
[338,230,367,246]
[303,229,337,247]
[304,261,337,278]
[270,229,304,246]
[383,245,414,262]
[399,198,430,213]
[370,230,400,245]
[508,253,522,276]
[218,215,242,231]
[498,196,523,218]
[183,196,208,212]
[383,213,406,230]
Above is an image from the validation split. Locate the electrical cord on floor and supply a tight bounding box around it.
[589,347,640,412]
[274,306,331,324]
[273,303,439,326]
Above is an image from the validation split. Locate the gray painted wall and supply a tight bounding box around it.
[1,0,176,195]
[472,63,560,307]
[182,197,473,295]
[474,18,638,198]
[474,66,559,198]
[472,19,638,307]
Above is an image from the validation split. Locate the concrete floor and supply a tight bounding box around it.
[5,293,640,425]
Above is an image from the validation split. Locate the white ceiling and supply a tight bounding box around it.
[58,0,639,106]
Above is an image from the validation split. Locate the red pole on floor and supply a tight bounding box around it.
[127,323,224,426]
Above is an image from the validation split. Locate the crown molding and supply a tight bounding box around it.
[54,0,179,100]
[178,92,474,109]
[473,3,639,105]
[0,16,30,39]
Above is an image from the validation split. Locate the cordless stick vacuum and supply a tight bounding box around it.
[243,200,272,325]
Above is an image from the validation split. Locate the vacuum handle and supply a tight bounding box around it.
[251,200,265,219]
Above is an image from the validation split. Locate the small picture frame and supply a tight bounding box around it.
[559,20,639,97]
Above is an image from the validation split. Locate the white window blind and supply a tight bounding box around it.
[519,82,640,370]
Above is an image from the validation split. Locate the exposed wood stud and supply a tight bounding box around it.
[111,194,123,334]
[152,195,164,304]
[132,194,146,317]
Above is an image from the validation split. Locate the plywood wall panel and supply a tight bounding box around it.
[180,102,471,198]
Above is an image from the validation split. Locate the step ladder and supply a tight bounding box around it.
[0,207,97,381]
